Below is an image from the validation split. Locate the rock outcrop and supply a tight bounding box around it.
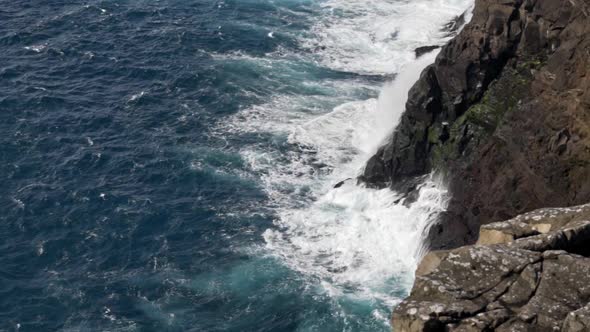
[393,204,590,331]
[360,0,590,250]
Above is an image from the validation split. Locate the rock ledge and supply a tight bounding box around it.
[393,204,590,332]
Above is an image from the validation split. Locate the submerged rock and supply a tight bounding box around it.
[393,204,590,332]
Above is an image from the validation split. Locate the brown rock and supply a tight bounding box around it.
[563,303,590,332]
[393,204,590,332]
[415,250,449,277]
[360,0,590,252]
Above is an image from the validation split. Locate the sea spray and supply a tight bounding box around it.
[259,51,449,327]
[306,0,475,74]
[220,0,474,328]
[0,0,476,330]
[360,51,440,156]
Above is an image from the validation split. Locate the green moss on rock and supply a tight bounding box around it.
[428,126,441,144]
[428,62,538,172]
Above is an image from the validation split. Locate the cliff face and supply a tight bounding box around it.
[360,0,590,250]
[365,0,590,330]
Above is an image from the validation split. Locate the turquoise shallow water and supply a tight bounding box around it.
[0,0,471,331]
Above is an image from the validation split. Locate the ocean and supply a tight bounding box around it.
[0,0,471,330]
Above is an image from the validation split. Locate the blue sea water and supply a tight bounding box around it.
[0,1,471,331]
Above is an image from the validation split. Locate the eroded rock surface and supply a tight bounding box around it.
[393,204,590,332]
[360,0,590,250]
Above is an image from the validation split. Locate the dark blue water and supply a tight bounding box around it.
[0,0,471,331]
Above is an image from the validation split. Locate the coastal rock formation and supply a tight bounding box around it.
[360,0,590,250]
[393,204,590,331]
[367,1,590,329]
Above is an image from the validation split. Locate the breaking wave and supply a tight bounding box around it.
[220,0,473,326]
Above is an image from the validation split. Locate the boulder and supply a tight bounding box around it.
[393,204,590,332]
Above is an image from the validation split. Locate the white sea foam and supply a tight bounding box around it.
[304,0,474,74]
[129,91,145,102]
[264,178,448,298]
[254,51,449,315]
[24,44,48,53]
[218,0,473,326]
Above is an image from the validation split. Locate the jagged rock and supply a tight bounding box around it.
[415,46,441,58]
[375,0,590,328]
[478,204,590,245]
[392,204,590,332]
[361,0,590,251]
[333,178,352,189]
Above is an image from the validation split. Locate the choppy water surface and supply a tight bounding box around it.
[0,0,471,331]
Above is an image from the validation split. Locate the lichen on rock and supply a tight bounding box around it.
[393,204,590,331]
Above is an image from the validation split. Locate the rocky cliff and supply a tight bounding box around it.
[361,0,590,330]
[393,204,590,331]
[360,0,590,250]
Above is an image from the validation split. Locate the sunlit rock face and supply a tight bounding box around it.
[394,204,590,331]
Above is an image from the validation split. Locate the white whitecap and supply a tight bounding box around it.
[129,91,145,102]
[303,0,474,75]
[24,44,48,53]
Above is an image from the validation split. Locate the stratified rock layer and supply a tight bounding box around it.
[361,0,590,249]
[393,204,590,332]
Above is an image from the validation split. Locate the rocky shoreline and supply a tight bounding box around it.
[394,204,590,331]
[361,0,590,250]
[358,0,590,330]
